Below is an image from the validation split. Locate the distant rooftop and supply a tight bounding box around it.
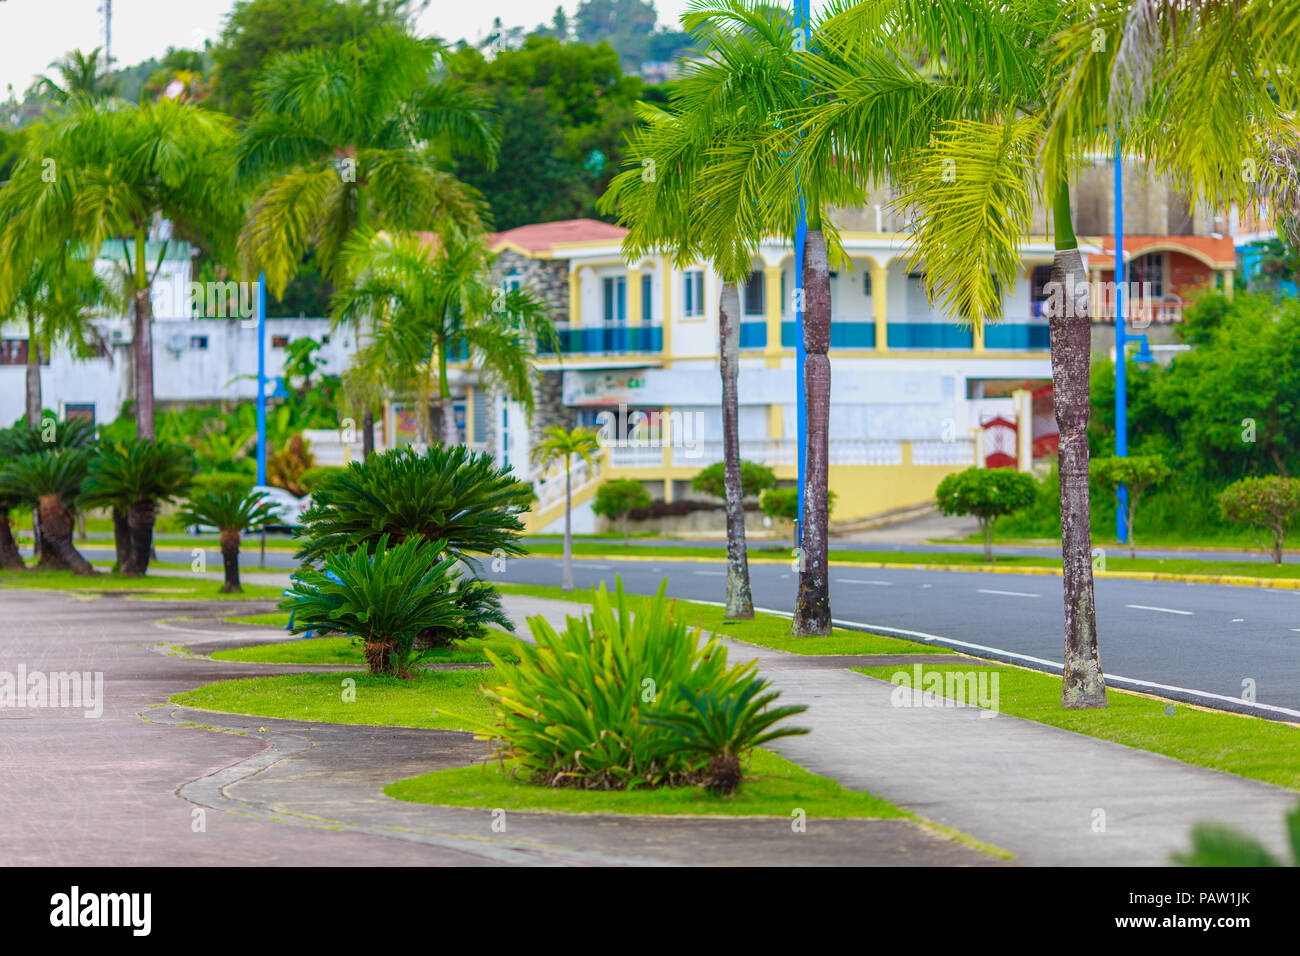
[1087,234,1237,270]
[491,219,627,257]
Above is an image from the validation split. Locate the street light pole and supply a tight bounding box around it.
[793,0,809,551]
[256,271,268,487]
[1114,142,1129,543]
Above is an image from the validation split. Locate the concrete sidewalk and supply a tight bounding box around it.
[502,594,1300,866]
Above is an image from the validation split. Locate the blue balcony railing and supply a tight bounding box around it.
[739,320,767,348]
[778,321,875,348]
[985,322,1051,350]
[541,322,663,356]
[887,322,975,349]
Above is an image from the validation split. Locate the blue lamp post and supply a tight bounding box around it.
[793,0,810,550]
[256,271,268,486]
[1113,143,1130,544]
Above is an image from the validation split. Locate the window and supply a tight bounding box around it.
[189,335,209,350]
[1131,253,1165,298]
[743,271,764,315]
[0,339,28,365]
[504,273,522,293]
[683,269,705,317]
[641,273,652,319]
[63,404,96,425]
[602,276,626,322]
[271,335,289,348]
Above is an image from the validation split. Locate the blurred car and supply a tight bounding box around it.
[186,485,311,534]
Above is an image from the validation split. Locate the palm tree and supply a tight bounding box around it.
[235,26,499,454]
[0,418,96,564]
[531,425,601,591]
[0,449,94,574]
[0,97,239,440]
[0,249,117,427]
[36,48,117,102]
[179,490,279,593]
[331,230,554,445]
[82,440,193,576]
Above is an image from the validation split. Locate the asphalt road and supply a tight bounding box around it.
[68,544,1300,719]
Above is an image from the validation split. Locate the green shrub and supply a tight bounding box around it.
[1089,454,1171,558]
[298,465,346,494]
[1218,476,1300,565]
[592,478,652,544]
[760,486,835,523]
[191,472,256,497]
[295,445,529,568]
[1172,802,1300,866]
[691,460,777,500]
[482,580,806,792]
[280,535,512,676]
[935,467,1038,561]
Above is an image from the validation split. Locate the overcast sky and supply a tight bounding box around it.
[0,0,711,96]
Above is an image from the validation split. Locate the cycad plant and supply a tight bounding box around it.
[82,439,193,575]
[281,535,512,677]
[0,489,24,569]
[1172,803,1300,867]
[331,230,554,444]
[530,425,602,591]
[179,490,279,593]
[295,444,530,569]
[0,449,93,574]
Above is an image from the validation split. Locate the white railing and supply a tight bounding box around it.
[828,439,904,466]
[912,439,977,466]
[532,453,602,511]
[669,439,795,468]
[607,443,667,467]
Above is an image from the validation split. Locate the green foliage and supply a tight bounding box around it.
[1172,803,1300,867]
[1218,476,1300,563]
[482,580,805,791]
[180,489,279,534]
[82,439,193,509]
[531,425,602,474]
[298,465,346,493]
[295,445,529,567]
[0,417,95,455]
[0,449,89,505]
[592,479,652,541]
[191,472,256,497]
[937,467,1038,559]
[691,460,776,500]
[760,486,836,522]
[279,535,512,676]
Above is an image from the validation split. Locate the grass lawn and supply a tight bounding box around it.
[171,669,932,827]
[521,541,1300,580]
[1,568,283,601]
[855,661,1300,791]
[209,632,522,666]
[494,582,948,656]
[386,747,910,820]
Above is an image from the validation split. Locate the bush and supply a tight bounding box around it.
[482,580,806,793]
[298,465,346,494]
[1218,476,1300,565]
[295,445,530,568]
[1089,454,1171,558]
[592,478,652,543]
[691,460,777,501]
[191,472,256,497]
[935,467,1038,561]
[280,535,512,676]
[760,486,835,523]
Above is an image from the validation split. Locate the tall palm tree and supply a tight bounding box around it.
[179,490,279,593]
[0,249,117,427]
[0,97,239,440]
[531,425,601,591]
[331,230,553,445]
[36,48,117,102]
[82,439,193,576]
[235,26,499,454]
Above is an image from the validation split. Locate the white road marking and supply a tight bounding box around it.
[693,570,726,576]
[834,578,894,586]
[572,562,611,570]
[739,605,1300,721]
[1126,604,1193,615]
[1232,618,1244,622]
[977,588,1039,598]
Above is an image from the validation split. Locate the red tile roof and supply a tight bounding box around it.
[490,218,627,256]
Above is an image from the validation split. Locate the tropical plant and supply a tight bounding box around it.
[935,468,1039,562]
[592,478,652,544]
[647,680,809,795]
[280,535,512,676]
[0,97,239,439]
[266,432,314,497]
[0,449,93,574]
[530,425,601,591]
[35,48,118,102]
[81,439,193,575]
[761,485,835,526]
[1172,802,1300,867]
[295,444,530,568]
[298,465,346,494]
[330,230,554,444]
[235,26,498,454]
[482,580,805,792]
[1218,477,1300,566]
[691,459,776,502]
[179,490,279,592]
[1089,455,1171,559]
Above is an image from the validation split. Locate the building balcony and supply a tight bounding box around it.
[739,316,1050,351]
[541,321,663,356]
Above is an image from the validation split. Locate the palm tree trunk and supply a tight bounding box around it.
[1049,183,1106,709]
[219,529,242,593]
[125,498,157,576]
[133,287,156,440]
[719,279,754,619]
[439,347,458,445]
[37,495,95,575]
[25,317,42,427]
[111,506,131,571]
[793,229,833,636]
[0,510,24,569]
[362,411,375,457]
[562,460,574,592]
